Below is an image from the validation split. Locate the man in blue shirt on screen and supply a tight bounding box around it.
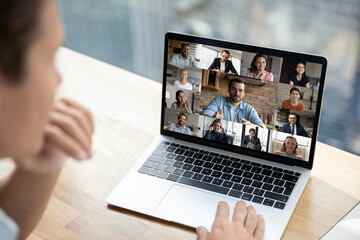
[202,79,265,128]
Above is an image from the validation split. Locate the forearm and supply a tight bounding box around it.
[0,166,62,240]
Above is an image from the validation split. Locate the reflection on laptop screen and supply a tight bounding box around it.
[163,36,325,163]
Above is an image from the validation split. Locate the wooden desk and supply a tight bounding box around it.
[1,48,359,240]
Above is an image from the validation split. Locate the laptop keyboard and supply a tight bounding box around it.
[138,141,301,210]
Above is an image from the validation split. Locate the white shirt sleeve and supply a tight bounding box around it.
[0,208,19,240]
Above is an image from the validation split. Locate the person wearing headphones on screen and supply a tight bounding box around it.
[203,120,231,144]
[275,136,303,160]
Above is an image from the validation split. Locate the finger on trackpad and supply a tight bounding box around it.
[154,184,237,230]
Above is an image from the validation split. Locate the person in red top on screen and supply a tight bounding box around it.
[282,87,304,112]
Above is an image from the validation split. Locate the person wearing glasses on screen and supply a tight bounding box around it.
[282,113,309,137]
[246,54,273,82]
[168,113,192,135]
[208,50,238,75]
[170,43,198,68]
[171,90,192,114]
[202,79,265,128]
[289,62,310,88]
[274,136,303,160]
[173,69,193,90]
[203,120,231,144]
[281,87,304,112]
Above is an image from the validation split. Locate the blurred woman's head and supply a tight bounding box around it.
[175,90,186,103]
[280,136,298,154]
[294,62,306,76]
[289,87,301,101]
[0,0,63,158]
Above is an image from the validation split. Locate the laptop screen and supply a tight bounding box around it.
[161,32,327,169]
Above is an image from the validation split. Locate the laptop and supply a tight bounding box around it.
[107,32,327,239]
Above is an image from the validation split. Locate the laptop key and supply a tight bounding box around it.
[274,179,285,186]
[272,171,283,179]
[165,153,177,159]
[143,161,156,168]
[173,169,185,176]
[183,171,194,178]
[220,154,230,159]
[148,155,164,163]
[166,174,180,182]
[199,150,209,154]
[192,173,204,181]
[222,160,232,166]
[273,167,283,172]
[184,157,195,164]
[170,143,180,147]
[211,171,222,178]
[173,162,184,168]
[184,151,195,157]
[153,150,167,157]
[154,164,166,171]
[263,199,275,207]
[241,164,252,171]
[241,178,252,185]
[251,181,263,188]
[192,166,203,173]
[189,147,199,152]
[220,173,232,180]
[194,160,205,166]
[202,176,213,183]
[284,170,295,175]
[282,174,299,183]
[175,155,186,161]
[201,168,212,175]
[203,162,214,169]
[156,172,168,179]
[160,141,170,145]
[223,167,233,173]
[164,166,175,173]
[241,193,253,201]
[294,172,301,177]
[231,162,242,168]
[254,188,265,196]
[264,191,289,202]
[178,177,229,195]
[263,176,274,184]
[253,174,264,181]
[182,164,193,170]
[212,178,223,185]
[202,155,213,161]
[165,146,176,153]
[213,164,224,171]
[228,190,242,198]
[164,159,175,166]
[252,196,264,204]
[209,152,219,157]
[284,181,295,195]
[251,167,262,173]
[174,148,185,154]
[193,153,204,159]
[231,176,242,183]
[273,186,284,194]
[233,169,244,176]
[138,166,150,174]
[212,158,222,164]
[262,183,273,191]
[222,181,233,188]
[274,202,286,210]
[261,169,272,176]
[243,186,254,193]
[179,145,189,149]
[147,169,159,176]
[243,172,254,178]
[233,183,244,191]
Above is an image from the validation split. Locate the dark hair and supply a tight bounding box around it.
[175,90,185,102]
[0,0,43,83]
[228,78,245,90]
[249,128,256,133]
[280,136,298,154]
[293,62,306,76]
[221,50,230,55]
[178,113,188,120]
[212,119,221,127]
[288,112,300,123]
[180,43,190,49]
[248,54,269,73]
[290,87,301,95]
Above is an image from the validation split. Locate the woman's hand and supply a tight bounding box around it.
[197,201,265,240]
[14,98,94,174]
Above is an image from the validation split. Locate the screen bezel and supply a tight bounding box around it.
[161,32,327,170]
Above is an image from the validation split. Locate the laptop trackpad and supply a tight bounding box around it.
[154,184,237,230]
